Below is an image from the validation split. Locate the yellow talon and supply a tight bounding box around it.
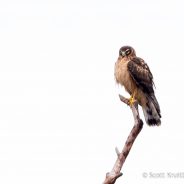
[128,93,136,106]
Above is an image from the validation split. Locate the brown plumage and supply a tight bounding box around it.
[114,46,161,126]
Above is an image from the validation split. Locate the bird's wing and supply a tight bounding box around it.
[127,57,154,94]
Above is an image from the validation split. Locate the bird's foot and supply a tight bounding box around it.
[128,95,136,106]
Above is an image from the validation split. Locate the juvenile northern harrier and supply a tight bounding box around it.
[114,46,161,126]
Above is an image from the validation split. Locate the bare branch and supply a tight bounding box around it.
[115,147,120,157]
[103,94,143,184]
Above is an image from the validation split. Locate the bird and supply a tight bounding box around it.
[114,46,161,126]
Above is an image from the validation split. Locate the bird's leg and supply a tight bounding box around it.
[128,92,136,106]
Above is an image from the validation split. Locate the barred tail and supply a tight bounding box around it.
[142,96,161,126]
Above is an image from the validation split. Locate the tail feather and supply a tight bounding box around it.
[150,94,161,118]
[142,98,161,126]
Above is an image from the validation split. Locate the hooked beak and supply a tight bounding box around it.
[121,51,126,57]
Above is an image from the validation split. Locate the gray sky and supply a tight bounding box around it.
[0,0,184,184]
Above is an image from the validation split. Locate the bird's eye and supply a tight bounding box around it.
[125,49,131,55]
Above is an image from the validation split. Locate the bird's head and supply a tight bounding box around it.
[119,46,136,59]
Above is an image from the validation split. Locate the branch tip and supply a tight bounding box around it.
[118,94,129,105]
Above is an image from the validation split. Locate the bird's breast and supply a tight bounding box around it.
[114,59,136,95]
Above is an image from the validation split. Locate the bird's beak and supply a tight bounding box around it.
[121,51,126,57]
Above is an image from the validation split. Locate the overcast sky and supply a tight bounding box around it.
[0,0,184,184]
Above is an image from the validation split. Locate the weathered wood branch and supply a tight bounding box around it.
[103,94,143,184]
